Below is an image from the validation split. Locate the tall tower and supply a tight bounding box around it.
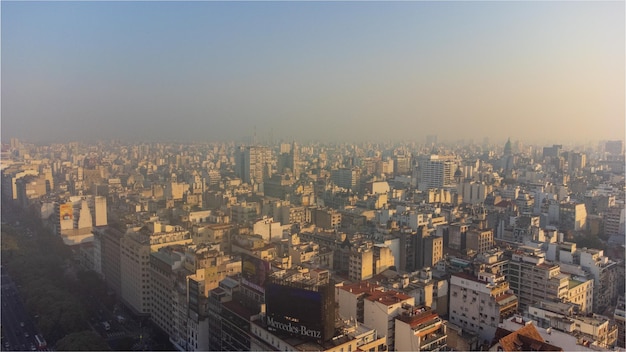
[502,138,514,171]
[503,138,512,156]
[291,141,300,179]
[236,146,271,185]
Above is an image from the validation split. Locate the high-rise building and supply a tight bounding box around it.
[331,167,361,191]
[395,305,447,352]
[466,229,494,254]
[349,244,374,281]
[604,205,625,237]
[426,135,438,147]
[527,300,618,348]
[501,138,515,171]
[449,272,518,344]
[94,226,123,296]
[578,248,620,314]
[417,155,457,191]
[400,226,443,272]
[92,195,107,227]
[505,249,569,312]
[337,281,385,323]
[559,202,587,232]
[235,146,272,185]
[119,221,192,316]
[568,152,586,173]
[149,246,186,343]
[606,140,624,155]
[291,141,300,179]
[393,154,411,175]
[542,144,562,159]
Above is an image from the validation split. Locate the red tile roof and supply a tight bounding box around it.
[493,323,562,352]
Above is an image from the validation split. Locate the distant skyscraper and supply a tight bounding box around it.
[235,146,271,184]
[290,141,300,179]
[542,144,562,159]
[393,154,411,175]
[92,195,108,227]
[502,138,515,171]
[417,154,457,191]
[426,135,438,147]
[568,152,586,172]
[10,138,20,150]
[331,168,360,191]
[606,140,624,155]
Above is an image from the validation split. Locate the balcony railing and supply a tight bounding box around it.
[421,334,447,351]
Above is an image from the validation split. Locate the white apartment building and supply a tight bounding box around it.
[120,221,192,316]
[336,281,385,323]
[449,272,518,344]
[527,300,618,349]
[578,248,620,314]
[395,305,447,352]
[417,154,457,191]
[364,290,415,350]
[506,249,569,312]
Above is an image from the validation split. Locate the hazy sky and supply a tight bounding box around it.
[2,1,624,144]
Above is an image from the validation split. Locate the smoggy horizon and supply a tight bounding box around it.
[2,2,624,145]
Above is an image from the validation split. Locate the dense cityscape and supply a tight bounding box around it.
[1,137,624,351]
[2,1,624,351]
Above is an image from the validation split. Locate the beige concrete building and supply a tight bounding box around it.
[364,290,415,350]
[528,300,618,349]
[314,207,342,229]
[192,223,234,245]
[120,220,192,316]
[567,277,594,314]
[506,249,569,312]
[336,281,385,323]
[395,305,447,352]
[150,246,186,340]
[449,272,518,344]
[466,228,494,254]
[349,244,374,281]
[578,248,620,314]
[423,234,444,268]
[230,201,259,225]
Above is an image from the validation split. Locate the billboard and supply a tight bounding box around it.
[241,254,270,293]
[59,203,73,220]
[265,282,333,341]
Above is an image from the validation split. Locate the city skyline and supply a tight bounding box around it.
[2,1,624,144]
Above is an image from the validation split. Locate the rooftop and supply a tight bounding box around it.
[492,323,563,352]
[365,290,413,306]
[338,281,383,296]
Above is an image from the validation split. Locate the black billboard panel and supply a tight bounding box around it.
[265,283,328,341]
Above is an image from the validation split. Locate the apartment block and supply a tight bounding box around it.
[528,300,618,349]
[506,249,569,312]
[417,154,457,191]
[466,228,494,254]
[364,290,415,350]
[449,272,518,344]
[578,248,620,313]
[120,221,192,316]
[336,281,385,323]
[395,305,447,352]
